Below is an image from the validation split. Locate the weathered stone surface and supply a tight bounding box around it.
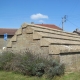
[49,45,80,54]
[29,26,80,38]
[60,53,80,72]
[21,23,27,28]
[15,28,22,35]
[34,31,80,41]
[11,35,17,42]
[6,23,80,72]
[7,40,12,48]
[26,26,34,33]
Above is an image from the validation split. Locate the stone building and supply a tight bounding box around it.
[0,24,62,49]
[6,23,80,72]
[0,28,17,49]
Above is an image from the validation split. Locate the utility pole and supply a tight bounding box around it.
[62,15,66,31]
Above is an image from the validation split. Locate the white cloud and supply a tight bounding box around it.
[39,20,44,23]
[30,13,48,20]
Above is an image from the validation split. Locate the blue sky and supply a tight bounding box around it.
[0,0,80,32]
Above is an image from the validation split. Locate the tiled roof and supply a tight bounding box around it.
[36,24,62,30]
[0,24,62,35]
[0,28,17,35]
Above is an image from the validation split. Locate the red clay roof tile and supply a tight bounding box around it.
[36,24,62,30]
[0,28,17,35]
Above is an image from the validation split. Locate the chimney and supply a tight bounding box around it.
[31,22,34,24]
[76,28,79,32]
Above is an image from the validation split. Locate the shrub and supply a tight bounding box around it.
[46,60,65,79]
[9,52,37,75]
[50,60,59,67]
[6,52,35,75]
[35,63,45,77]
[0,51,14,70]
[0,51,65,78]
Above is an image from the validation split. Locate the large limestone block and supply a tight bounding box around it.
[34,31,80,41]
[21,23,27,28]
[15,28,22,35]
[49,45,60,54]
[60,53,78,72]
[33,32,42,39]
[26,26,34,33]
[40,38,50,46]
[7,35,17,48]
[7,41,12,48]
[28,25,80,38]
[76,54,80,71]
[41,38,80,45]
[49,45,80,54]
[27,23,78,37]
[11,35,17,42]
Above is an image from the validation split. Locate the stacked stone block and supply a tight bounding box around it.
[7,23,80,72]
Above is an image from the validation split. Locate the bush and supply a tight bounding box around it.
[0,51,14,70]
[46,60,65,79]
[9,52,37,75]
[34,63,45,77]
[0,51,65,78]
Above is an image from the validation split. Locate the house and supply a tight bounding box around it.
[6,23,80,72]
[0,28,17,49]
[73,28,80,35]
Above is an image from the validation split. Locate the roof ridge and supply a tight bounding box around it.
[35,24,62,30]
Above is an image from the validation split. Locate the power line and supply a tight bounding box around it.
[67,19,78,28]
[69,0,79,15]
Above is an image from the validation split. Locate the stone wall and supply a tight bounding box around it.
[60,53,80,72]
[0,35,13,49]
[6,23,80,72]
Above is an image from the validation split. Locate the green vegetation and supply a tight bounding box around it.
[54,72,80,80]
[0,71,27,80]
[0,71,80,80]
[0,51,64,79]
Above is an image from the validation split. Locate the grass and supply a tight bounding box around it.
[0,71,80,80]
[59,72,80,80]
[0,71,27,80]
[53,72,80,80]
[0,71,46,80]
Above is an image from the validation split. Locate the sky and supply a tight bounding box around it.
[0,0,80,32]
